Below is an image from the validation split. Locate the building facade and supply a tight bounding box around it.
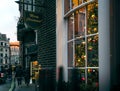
[0,33,10,69]
[9,41,20,65]
[16,0,38,69]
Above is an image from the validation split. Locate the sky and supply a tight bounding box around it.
[0,0,20,42]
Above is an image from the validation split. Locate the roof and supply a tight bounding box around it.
[9,41,20,46]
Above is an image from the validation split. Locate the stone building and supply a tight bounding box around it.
[9,41,20,65]
[0,33,10,69]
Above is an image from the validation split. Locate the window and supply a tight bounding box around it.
[66,0,98,90]
[0,53,3,57]
[5,49,7,52]
[0,59,3,64]
[1,42,3,46]
[0,48,3,51]
[24,0,35,12]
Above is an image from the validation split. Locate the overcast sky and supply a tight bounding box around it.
[0,0,20,42]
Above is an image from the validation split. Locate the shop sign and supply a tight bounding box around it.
[24,11,43,29]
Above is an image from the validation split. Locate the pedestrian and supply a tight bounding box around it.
[24,67,30,86]
[7,65,12,80]
[15,65,23,87]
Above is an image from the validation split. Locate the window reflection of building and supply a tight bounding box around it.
[65,0,98,89]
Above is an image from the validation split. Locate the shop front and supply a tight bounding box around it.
[30,61,40,83]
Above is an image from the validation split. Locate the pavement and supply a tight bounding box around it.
[0,79,12,91]
[14,83,36,91]
[14,77,36,91]
[9,72,36,91]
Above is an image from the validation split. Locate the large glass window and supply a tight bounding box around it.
[66,0,98,90]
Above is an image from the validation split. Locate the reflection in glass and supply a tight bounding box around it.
[68,42,73,67]
[87,2,98,34]
[87,35,98,67]
[68,14,74,40]
[78,12,85,36]
[75,38,85,67]
[74,11,79,38]
[75,8,85,38]
[64,0,70,14]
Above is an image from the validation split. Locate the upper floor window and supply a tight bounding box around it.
[0,48,3,51]
[0,53,3,57]
[0,59,3,64]
[0,42,3,46]
[24,0,35,12]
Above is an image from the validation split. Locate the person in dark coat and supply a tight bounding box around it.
[15,65,23,87]
[24,67,30,86]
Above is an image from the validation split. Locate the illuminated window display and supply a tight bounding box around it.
[65,0,98,90]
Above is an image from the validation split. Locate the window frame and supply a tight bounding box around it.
[66,0,99,84]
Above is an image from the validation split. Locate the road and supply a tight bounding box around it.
[0,79,11,91]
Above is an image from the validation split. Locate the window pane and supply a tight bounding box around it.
[64,0,70,14]
[72,0,78,8]
[68,15,74,40]
[68,42,73,67]
[87,2,98,35]
[87,35,98,67]
[75,38,85,67]
[68,69,85,83]
[74,11,79,38]
[87,69,99,91]
[75,8,85,38]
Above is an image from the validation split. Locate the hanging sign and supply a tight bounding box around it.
[24,11,43,29]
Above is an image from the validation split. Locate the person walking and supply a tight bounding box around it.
[15,65,23,87]
[24,67,30,86]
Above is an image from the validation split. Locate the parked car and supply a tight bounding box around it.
[0,72,6,84]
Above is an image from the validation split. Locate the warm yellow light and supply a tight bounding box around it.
[91,14,95,18]
[88,38,91,42]
[33,61,38,65]
[72,0,78,8]
[78,59,80,62]
[84,55,86,59]
[82,41,85,45]
[94,27,97,32]
[88,69,92,73]
[88,69,90,72]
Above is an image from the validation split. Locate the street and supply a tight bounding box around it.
[14,78,35,91]
[14,83,35,91]
[0,79,11,91]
